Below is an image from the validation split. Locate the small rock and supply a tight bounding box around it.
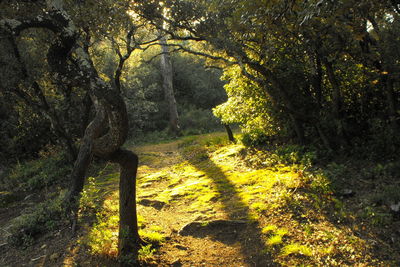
[337,189,355,198]
[31,255,46,262]
[50,253,59,261]
[41,244,47,249]
[24,194,34,201]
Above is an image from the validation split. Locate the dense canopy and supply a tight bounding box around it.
[1,0,399,266]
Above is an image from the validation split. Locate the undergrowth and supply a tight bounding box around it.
[3,132,400,266]
[1,151,72,192]
[7,193,67,247]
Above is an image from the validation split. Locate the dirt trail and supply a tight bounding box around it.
[133,137,271,266]
[2,133,398,266]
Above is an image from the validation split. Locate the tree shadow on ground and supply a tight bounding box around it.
[180,144,277,266]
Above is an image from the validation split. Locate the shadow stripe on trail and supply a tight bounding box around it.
[180,144,277,266]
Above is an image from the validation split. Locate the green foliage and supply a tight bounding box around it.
[179,105,223,135]
[92,43,226,139]
[139,227,165,244]
[173,0,400,152]
[0,95,54,162]
[79,177,101,212]
[172,53,226,109]
[8,195,66,247]
[1,151,72,192]
[355,119,400,159]
[138,244,156,261]
[362,206,392,226]
[242,144,316,170]
[281,243,313,257]
[241,129,272,147]
[213,65,281,145]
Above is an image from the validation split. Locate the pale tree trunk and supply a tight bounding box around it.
[159,35,181,136]
[324,60,347,147]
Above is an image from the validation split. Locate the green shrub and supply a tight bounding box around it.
[241,129,271,147]
[2,152,72,192]
[180,105,223,135]
[8,195,66,247]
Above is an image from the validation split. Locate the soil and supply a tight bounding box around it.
[0,139,269,267]
[1,134,400,266]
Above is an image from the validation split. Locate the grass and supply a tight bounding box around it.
[8,193,67,247]
[1,151,72,192]
[5,131,400,266]
[281,243,313,256]
[125,132,399,265]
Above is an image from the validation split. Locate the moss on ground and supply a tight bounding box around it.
[70,132,400,266]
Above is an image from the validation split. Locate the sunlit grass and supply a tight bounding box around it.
[139,229,165,244]
[281,243,313,257]
[75,132,396,266]
[138,244,156,261]
[267,234,284,246]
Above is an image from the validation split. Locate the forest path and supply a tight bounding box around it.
[131,132,271,266]
[1,132,397,267]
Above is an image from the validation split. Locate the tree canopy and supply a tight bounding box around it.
[1,0,400,265]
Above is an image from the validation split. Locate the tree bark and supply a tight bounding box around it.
[159,34,181,136]
[110,149,141,266]
[223,123,236,143]
[324,60,346,147]
[1,2,141,262]
[64,137,93,212]
[383,75,398,131]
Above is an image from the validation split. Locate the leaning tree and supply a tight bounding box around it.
[0,0,148,264]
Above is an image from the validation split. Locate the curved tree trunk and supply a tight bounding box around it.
[1,1,142,263]
[110,149,141,266]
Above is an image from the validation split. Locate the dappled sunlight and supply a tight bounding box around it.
[174,136,389,265]
[179,141,271,265]
[56,133,399,266]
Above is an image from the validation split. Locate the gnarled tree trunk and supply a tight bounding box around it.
[1,1,141,264]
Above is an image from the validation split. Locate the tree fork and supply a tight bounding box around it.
[0,1,142,262]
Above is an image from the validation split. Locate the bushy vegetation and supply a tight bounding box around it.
[1,151,72,193]
[92,43,226,140]
[179,105,223,135]
[7,194,66,247]
[1,0,400,265]
[131,133,400,265]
